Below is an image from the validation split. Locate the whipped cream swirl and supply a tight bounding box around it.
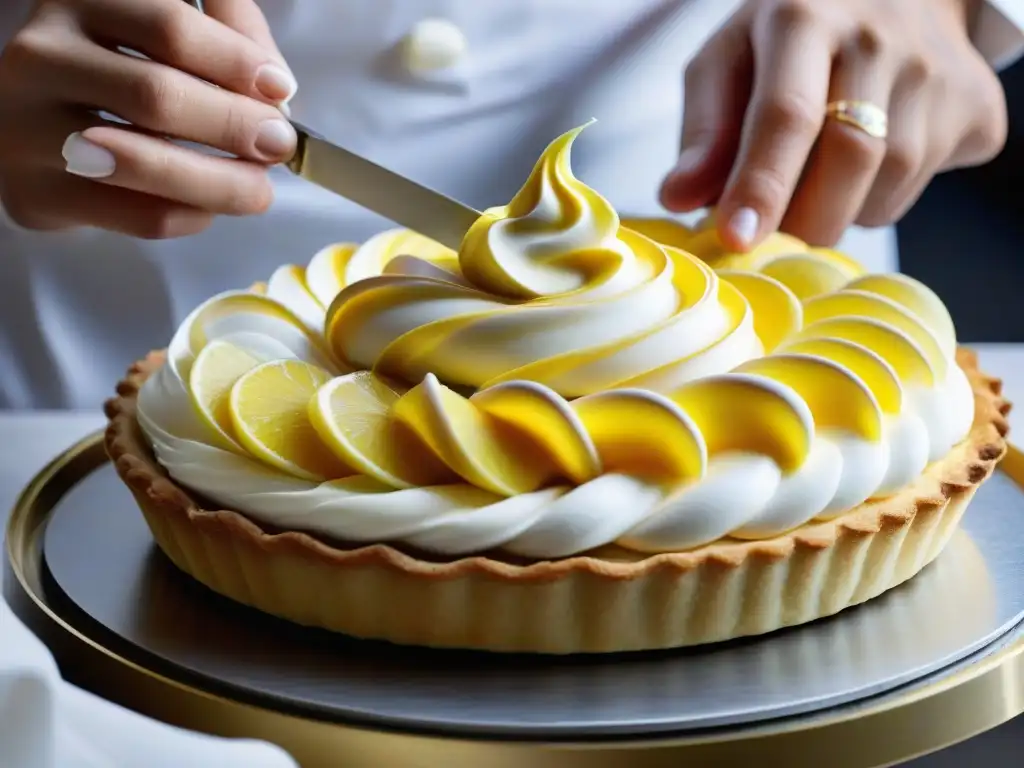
[325,123,761,396]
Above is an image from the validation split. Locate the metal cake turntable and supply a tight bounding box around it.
[7,434,1024,767]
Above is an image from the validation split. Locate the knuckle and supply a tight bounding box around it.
[856,208,891,228]
[883,144,923,182]
[132,209,209,240]
[974,88,1009,160]
[966,119,1007,165]
[147,5,192,64]
[133,212,177,239]
[1,26,55,76]
[766,0,816,30]
[856,192,899,228]
[225,169,274,215]
[2,8,80,83]
[848,24,887,60]
[857,189,908,228]
[761,94,821,137]
[901,55,937,88]
[217,102,260,156]
[128,71,186,127]
[737,166,790,213]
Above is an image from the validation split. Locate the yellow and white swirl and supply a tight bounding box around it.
[137,123,975,559]
[325,123,761,396]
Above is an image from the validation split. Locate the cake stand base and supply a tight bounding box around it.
[7,433,1024,768]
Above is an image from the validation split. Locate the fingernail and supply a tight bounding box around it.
[729,207,759,247]
[279,101,291,118]
[254,63,298,103]
[62,133,115,178]
[672,146,706,175]
[255,118,296,158]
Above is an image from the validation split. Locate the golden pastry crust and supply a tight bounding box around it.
[104,349,1010,653]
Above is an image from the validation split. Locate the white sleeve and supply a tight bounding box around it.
[973,0,1024,71]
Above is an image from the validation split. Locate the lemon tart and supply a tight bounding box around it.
[105,124,1011,654]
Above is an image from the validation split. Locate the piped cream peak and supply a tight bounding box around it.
[458,120,629,299]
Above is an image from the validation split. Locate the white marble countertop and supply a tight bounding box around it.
[1,343,1022,767]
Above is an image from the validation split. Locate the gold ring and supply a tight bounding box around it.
[825,100,888,139]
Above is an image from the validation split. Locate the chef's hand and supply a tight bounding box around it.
[660,0,1008,250]
[0,0,295,238]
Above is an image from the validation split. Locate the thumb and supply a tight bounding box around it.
[202,0,297,107]
[659,35,752,213]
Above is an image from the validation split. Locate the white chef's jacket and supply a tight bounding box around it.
[1,0,1022,410]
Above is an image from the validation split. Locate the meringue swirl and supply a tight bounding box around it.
[138,123,975,559]
[325,123,760,396]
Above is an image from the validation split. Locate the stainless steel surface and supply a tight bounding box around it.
[285,122,481,250]
[0,412,104,593]
[37,451,1024,738]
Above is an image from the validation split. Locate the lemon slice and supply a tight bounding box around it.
[718,270,802,353]
[188,339,263,450]
[229,360,348,481]
[391,374,559,496]
[308,371,454,489]
[759,254,857,301]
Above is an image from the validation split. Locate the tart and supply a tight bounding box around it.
[105,124,1011,654]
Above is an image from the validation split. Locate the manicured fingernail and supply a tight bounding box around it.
[255,118,296,157]
[254,63,298,102]
[729,207,759,247]
[672,146,706,175]
[279,100,291,118]
[62,133,115,178]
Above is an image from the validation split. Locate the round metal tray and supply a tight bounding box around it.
[7,433,1024,768]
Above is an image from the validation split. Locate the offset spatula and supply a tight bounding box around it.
[180,0,482,249]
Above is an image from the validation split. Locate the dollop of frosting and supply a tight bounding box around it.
[138,123,975,559]
[325,123,760,396]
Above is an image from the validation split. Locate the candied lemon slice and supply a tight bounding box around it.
[188,339,263,450]
[718,270,802,353]
[782,337,902,415]
[620,219,695,249]
[392,374,560,496]
[759,253,860,301]
[703,231,807,269]
[571,389,706,482]
[229,360,347,481]
[845,273,956,356]
[802,289,947,379]
[738,354,883,441]
[309,371,454,489]
[471,380,601,485]
[669,374,812,472]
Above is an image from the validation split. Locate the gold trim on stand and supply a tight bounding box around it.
[5,435,1024,768]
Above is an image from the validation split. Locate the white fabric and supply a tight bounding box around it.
[976,0,1024,70]
[0,599,298,768]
